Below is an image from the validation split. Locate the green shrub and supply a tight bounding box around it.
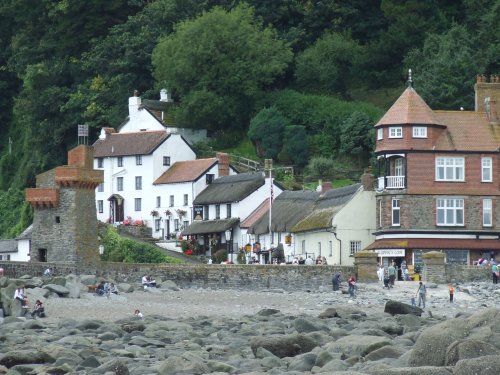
[212,248,227,264]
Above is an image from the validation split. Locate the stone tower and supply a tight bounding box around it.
[25,145,103,264]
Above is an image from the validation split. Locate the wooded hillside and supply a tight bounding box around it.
[0,0,498,238]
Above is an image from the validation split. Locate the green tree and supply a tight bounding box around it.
[248,106,287,159]
[340,111,375,166]
[295,32,362,99]
[152,4,293,131]
[404,24,478,110]
[283,125,308,168]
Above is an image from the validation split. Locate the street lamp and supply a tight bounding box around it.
[225,229,232,263]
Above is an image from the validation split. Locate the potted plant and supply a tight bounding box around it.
[165,209,172,217]
[176,208,187,217]
[150,210,159,217]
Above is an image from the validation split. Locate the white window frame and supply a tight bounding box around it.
[117,156,123,167]
[226,203,231,218]
[155,219,161,232]
[482,157,492,182]
[392,198,400,226]
[436,157,465,181]
[483,198,492,227]
[215,204,220,219]
[389,126,403,138]
[163,156,171,166]
[135,176,142,190]
[329,240,333,257]
[436,198,464,226]
[97,158,103,168]
[156,196,161,208]
[412,126,427,138]
[97,183,104,192]
[134,198,142,212]
[350,241,361,255]
[136,155,142,165]
[117,177,123,191]
[169,195,174,207]
[377,128,383,140]
[183,194,188,206]
[97,200,103,214]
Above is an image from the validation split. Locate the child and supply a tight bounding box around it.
[411,295,416,306]
[448,284,455,303]
[134,309,143,318]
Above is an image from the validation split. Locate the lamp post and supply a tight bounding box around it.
[225,229,232,263]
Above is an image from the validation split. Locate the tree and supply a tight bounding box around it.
[295,32,362,99]
[404,24,478,110]
[283,125,308,168]
[248,106,287,159]
[340,111,375,166]
[152,4,292,131]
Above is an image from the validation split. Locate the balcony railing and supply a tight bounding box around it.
[377,176,406,190]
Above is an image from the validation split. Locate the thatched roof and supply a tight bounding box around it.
[193,172,265,205]
[182,218,239,235]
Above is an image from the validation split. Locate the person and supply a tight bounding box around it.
[411,295,416,306]
[134,309,143,319]
[31,300,45,318]
[147,275,157,287]
[322,256,328,265]
[109,283,119,295]
[388,263,396,287]
[448,284,455,303]
[347,274,356,298]
[377,266,384,282]
[383,272,391,289]
[43,267,52,277]
[95,281,106,296]
[14,287,25,303]
[292,257,299,265]
[207,258,213,265]
[305,256,314,265]
[332,271,342,291]
[492,263,499,284]
[417,281,427,308]
[315,256,322,265]
[298,257,305,265]
[403,267,411,281]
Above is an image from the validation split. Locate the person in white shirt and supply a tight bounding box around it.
[304,257,314,265]
[134,309,143,318]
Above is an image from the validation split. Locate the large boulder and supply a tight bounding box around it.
[250,333,317,358]
[370,367,453,375]
[43,284,70,296]
[445,339,499,365]
[384,300,423,316]
[453,354,500,375]
[325,335,392,357]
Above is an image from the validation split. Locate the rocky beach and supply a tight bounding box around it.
[0,274,499,374]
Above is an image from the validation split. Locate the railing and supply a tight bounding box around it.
[229,154,261,172]
[377,176,406,190]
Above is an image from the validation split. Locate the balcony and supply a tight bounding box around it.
[377,176,406,190]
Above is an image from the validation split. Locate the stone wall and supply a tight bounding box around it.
[445,264,492,283]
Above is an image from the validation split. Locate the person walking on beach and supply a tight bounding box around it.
[332,271,342,291]
[448,284,455,303]
[492,263,499,284]
[417,281,427,308]
[388,263,396,288]
[347,274,357,298]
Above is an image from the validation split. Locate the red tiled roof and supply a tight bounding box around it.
[153,158,217,184]
[241,199,270,228]
[375,87,443,127]
[366,238,500,251]
[433,111,500,151]
[93,131,169,157]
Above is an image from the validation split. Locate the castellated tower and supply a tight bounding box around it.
[25,145,104,264]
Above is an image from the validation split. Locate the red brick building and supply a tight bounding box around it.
[367,74,500,269]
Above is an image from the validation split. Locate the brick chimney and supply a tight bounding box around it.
[360,168,375,191]
[475,74,500,123]
[216,152,230,176]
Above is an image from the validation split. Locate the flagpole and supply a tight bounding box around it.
[266,159,273,250]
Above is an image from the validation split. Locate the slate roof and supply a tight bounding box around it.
[193,172,265,205]
[0,239,17,254]
[182,218,240,235]
[240,199,270,229]
[93,131,169,157]
[375,87,444,127]
[154,158,217,185]
[16,224,32,240]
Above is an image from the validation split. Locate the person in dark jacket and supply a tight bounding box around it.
[332,272,342,291]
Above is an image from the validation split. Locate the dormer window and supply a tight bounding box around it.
[377,128,383,140]
[413,126,427,138]
[389,127,403,138]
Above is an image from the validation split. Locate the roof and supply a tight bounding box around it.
[240,199,270,229]
[193,172,265,205]
[365,238,500,251]
[182,218,240,235]
[433,111,500,152]
[16,224,32,240]
[292,184,362,232]
[93,131,169,157]
[375,87,444,127]
[154,158,217,185]
[248,190,319,234]
[0,239,17,253]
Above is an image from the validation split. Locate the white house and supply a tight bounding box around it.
[150,153,237,239]
[0,225,32,262]
[182,172,283,262]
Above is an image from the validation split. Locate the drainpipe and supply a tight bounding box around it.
[331,226,342,265]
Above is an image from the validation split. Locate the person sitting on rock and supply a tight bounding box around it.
[109,283,119,295]
[31,300,45,318]
[95,281,106,296]
[134,309,143,319]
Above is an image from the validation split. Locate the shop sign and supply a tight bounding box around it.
[375,249,405,257]
[193,205,203,220]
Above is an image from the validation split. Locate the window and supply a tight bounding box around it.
[97,158,103,168]
[226,204,231,218]
[136,155,142,165]
[436,157,464,181]
[183,220,189,230]
[156,196,161,208]
[97,183,104,192]
[329,241,333,257]
[135,176,142,190]
[155,219,161,232]
[174,219,180,231]
[206,174,214,184]
[169,195,174,207]
[134,198,142,211]
[183,194,188,206]
[301,240,306,254]
[117,156,123,167]
[482,157,492,182]
[413,126,427,138]
[483,198,492,226]
[377,128,383,140]
[98,200,103,213]
[117,177,123,191]
[215,204,220,219]
[350,241,361,255]
[163,156,171,166]
[318,242,322,256]
[55,216,60,224]
[437,198,464,226]
[389,127,403,138]
[204,205,209,220]
[392,198,400,226]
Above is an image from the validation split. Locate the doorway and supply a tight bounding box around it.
[38,248,47,262]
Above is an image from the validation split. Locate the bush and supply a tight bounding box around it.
[212,248,227,264]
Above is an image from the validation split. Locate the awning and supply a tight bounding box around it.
[182,218,240,235]
[365,238,500,251]
[107,194,124,202]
